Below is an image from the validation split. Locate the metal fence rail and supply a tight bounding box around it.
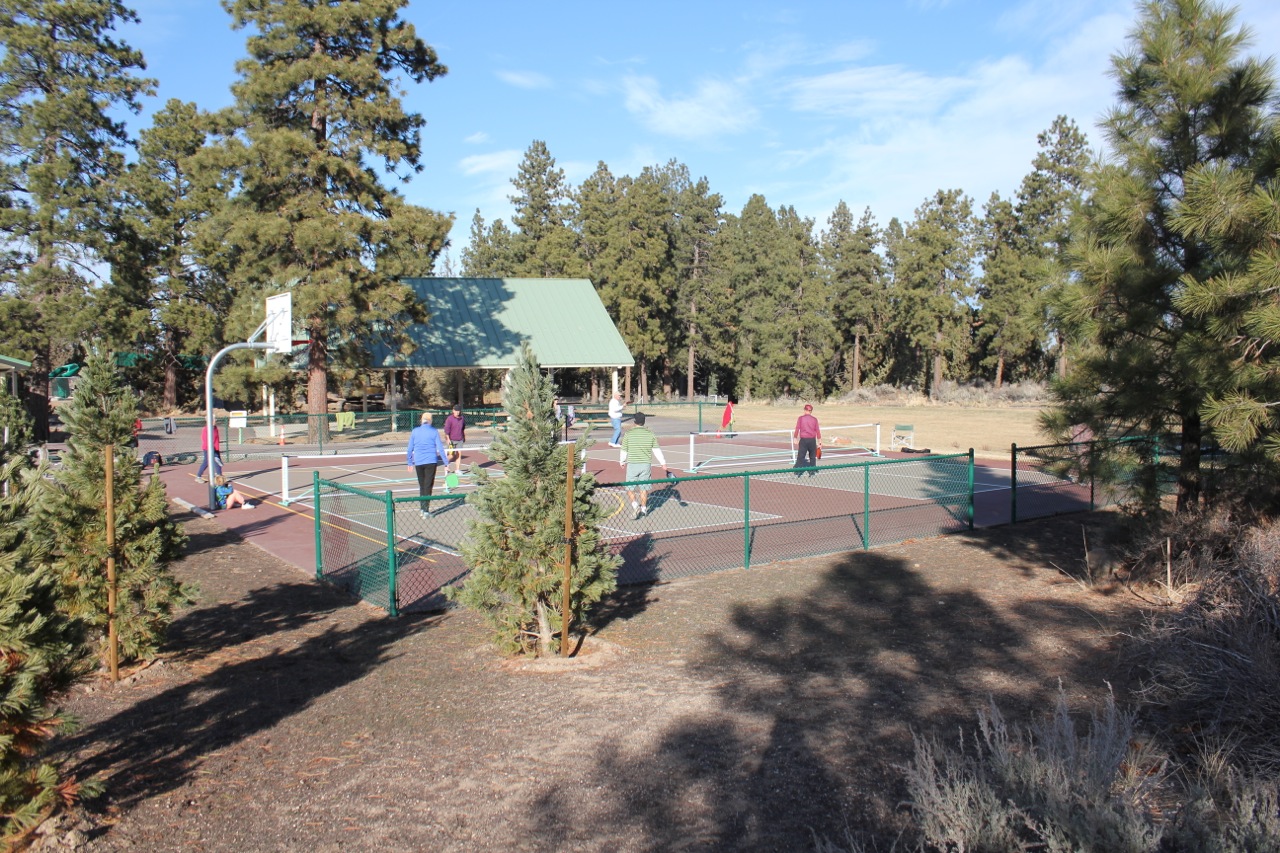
[314,451,976,615]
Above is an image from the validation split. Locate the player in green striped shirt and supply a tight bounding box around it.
[619,412,667,519]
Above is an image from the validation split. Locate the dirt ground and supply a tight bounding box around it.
[45,503,1142,852]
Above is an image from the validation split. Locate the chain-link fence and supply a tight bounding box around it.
[136,402,711,467]
[313,451,975,615]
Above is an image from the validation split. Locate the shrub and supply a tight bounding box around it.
[904,690,1165,852]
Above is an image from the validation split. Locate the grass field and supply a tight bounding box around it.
[723,402,1051,460]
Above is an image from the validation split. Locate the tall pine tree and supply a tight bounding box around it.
[1052,0,1275,509]
[450,344,619,656]
[822,203,885,391]
[216,0,450,431]
[0,0,153,388]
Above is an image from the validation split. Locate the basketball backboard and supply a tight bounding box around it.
[265,292,293,354]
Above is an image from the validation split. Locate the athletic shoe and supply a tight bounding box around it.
[194,477,206,484]
[420,509,431,518]
[639,506,647,517]
[609,443,622,448]
[242,503,255,510]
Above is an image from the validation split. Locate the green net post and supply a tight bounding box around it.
[742,473,751,570]
[967,448,975,530]
[313,470,324,580]
[697,401,703,433]
[385,490,398,617]
[862,462,871,550]
[1010,443,1019,524]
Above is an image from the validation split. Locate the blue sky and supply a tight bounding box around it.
[122,0,1280,266]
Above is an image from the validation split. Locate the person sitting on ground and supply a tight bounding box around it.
[214,475,256,510]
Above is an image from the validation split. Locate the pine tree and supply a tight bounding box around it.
[0,447,94,841]
[460,210,517,277]
[508,140,583,278]
[103,99,232,410]
[0,0,154,384]
[30,351,190,665]
[976,192,1043,386]
[1173,135,1280,459]
[822,203,885,392]
[449,344,619,656]
[216,0,450,431]
[665,166,724,398]
[1018,116,1091,378]
[892,189,977,398]
[1052,0,1275,509]
[0,387,33,450]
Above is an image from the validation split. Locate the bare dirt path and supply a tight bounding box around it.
[51,505,1140,852]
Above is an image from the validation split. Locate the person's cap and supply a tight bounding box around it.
[804,404,813,412]
[451,403,461,411]
[420,412,431,424]
[633,412,646,426]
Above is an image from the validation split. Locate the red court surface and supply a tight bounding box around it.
[155,436,1096,609]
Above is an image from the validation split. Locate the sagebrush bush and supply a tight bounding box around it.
[904,690,1165,853]
[1127,513,1280,777]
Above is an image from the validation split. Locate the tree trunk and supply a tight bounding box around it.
[1177,411,1202,512]
[931,348,944,401]
[995,353,1005,389]
[661,361,672,399]
[852,333,862,391]
[535,598,555,657]
[307,327,329,443]
[624,365,632,401]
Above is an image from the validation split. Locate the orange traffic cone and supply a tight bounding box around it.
[278,428,286,446]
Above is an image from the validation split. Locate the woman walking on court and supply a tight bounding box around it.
[406,412,449,517]
[195,422,222,483]
[793,404,821,473]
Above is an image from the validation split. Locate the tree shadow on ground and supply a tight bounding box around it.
[528,543,1131,850]
[57,581,444,811]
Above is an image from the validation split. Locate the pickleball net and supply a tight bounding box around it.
[687,422,880,472]
[280,447,491,505]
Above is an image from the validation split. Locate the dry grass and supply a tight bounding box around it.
[726,402,1050,460]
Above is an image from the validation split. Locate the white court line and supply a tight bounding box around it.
[597,498,780,540]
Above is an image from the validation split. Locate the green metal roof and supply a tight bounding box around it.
[369,278,634,370]
[0,353,31,373]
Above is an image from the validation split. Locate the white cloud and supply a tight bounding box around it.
[495,70,552,90]
[458,150,523,177]
[621,74,758,141]
[787,65,972,120]
[464,131,490,144]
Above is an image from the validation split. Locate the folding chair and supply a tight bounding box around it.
[890,424,915,451]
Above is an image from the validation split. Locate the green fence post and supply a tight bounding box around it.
[862,462,871,550]
[1010,443,1019,524]
[313,470,324,580]
[968,448,975,530]
[317,412,325,455]
[743,473,751,570]
[385,490,398,617]
[697,401,703,433]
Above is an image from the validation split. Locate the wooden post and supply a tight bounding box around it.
[104,446,119,682]
[560,445,575,657]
